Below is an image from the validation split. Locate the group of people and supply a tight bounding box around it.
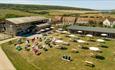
[15,35,53,55]
[62,55,72,61]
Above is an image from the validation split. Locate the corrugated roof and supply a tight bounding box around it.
[68,25,115,34]
[6,16,47,24]
[36,23,50,27]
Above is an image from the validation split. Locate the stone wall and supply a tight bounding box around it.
[4,20,32,35]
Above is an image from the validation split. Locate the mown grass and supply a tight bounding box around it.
[1,33,115,70]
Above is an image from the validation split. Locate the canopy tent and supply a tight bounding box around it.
[86,34,93,37]
[97,39,105,43]
[101,33,108,37]
[77,40,86,43]
[89,47,100,51]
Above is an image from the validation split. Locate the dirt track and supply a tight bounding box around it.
[0,37,18,70]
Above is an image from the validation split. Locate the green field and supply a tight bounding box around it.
[1,32,115,70]
[0,3,115,20]
[0,3,94,20]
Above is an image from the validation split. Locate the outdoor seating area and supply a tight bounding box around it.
[68,25,115,38]
[1,27,115,70]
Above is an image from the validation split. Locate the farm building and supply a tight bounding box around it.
[103,18,115,27]
[67,25,115,38]
[76,17,89,24]
[0,21,5,32]
[52,15,104,26]
[52,16,63,23]
[4,16,51,36]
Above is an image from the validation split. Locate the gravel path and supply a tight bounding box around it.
[0,37,19,70]
[0,47,16,70]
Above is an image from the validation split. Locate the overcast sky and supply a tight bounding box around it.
[0,0,115,10]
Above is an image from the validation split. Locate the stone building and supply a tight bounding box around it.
[0,21,5,32]
[4,16,51,36]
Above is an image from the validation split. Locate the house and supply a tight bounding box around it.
[67,25,115,38]
[103,18,115,27]
[4,16,51,36]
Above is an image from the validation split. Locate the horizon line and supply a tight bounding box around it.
[0,3,113,10]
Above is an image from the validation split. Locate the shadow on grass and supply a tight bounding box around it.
[95,55,105,60]
[101,45,108,48]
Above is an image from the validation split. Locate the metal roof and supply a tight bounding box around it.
[6,16,47,24]
[68,25,115,34]
[36,23,50,27]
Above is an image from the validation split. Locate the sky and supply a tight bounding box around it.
[0,0,115,10]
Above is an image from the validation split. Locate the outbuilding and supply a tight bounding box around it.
[4,16,51,36]
[67,25,115,38]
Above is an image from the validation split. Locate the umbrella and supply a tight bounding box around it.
[45,28,50,30]
[40,29,45,32]
[62,31,68,34]
[51,27,54,29]
[55,40,64,43]
[101,34,107,37]
[78,31,82,33]
[89,47,100,51]
[68,34,76,38]
[77,40,86,43]
[86,34,93,37]
[97,39,105,42]
[58,28,63,31]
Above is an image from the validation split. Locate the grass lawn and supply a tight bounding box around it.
[1,32,115,70]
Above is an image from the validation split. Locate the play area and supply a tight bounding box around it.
[1,29,115,70]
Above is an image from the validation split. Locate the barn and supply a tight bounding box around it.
[68,25,115,38]
[4,16,51,36]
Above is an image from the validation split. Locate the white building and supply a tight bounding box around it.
[103,18,115,27]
